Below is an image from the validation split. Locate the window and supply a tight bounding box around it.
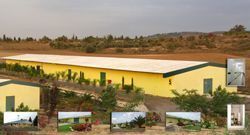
[100,72,106,86]
[6,96,15,112]
[203,78,213,95]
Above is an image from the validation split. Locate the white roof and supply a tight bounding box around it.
[0,79,11,83]
[2,54,208,74]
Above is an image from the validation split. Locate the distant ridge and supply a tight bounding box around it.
[147,31,225,39]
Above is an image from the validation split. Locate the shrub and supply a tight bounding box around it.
[124,84,133,94]
[172,86,244,118]
[85,45,96,53]
[72,123,92,131]
[16,103,31,112]
[84,78,91,85]
[0,112,3,125]
[171,89,210,115]
[100,85,117,111]
[211,86,243,117]
[146,112,162,127]
[63,91,77,98]
[116,48,124,53]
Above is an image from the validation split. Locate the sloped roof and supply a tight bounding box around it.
[0,79,40,87]
[2,54,213,74]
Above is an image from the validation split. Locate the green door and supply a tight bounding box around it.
[74,118,79,123]
[6,96,15,112]
[100,72,106,86]
[204,79,213,95]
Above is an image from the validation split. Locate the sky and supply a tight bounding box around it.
[166,112,201,122]
[112,112,145,124]
[58,112,91,119]
[4,112,37,123]
[0,0,249,38]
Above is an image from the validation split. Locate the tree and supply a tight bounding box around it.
[85,45,96,53]
[229,25,246,33]
[100,85,117,111]
[29,117,32,122]
[171,86,244,117]
[16,103,31,112]
[171,89,210,115]
[3,34,6,41]
[132,115,145,128]
[211,86,243,117]
[0,112,3,125]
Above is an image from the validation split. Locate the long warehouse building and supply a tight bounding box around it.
[2,54,237,97]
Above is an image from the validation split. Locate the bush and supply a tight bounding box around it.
[171,89,210,115]
[116,48,124,53]
[211,86,243,117]
[124,84,133,94]
[100,85,117,111]
[0,112,3,125]
[72,123,92,131]
[16,103,31,112]
[171,86,244,118]
[85,45,96,53]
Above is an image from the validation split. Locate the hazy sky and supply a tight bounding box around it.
[58,112,91,119]
[112,112,145,124]
[0,0,249,38]
[4,112,37,123]
[166,112,201,121]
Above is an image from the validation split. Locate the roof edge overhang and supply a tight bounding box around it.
[0,80,40,87]
[163,62,225,78]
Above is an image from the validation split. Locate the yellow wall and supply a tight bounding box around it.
[167,66,237,97]
[0,83,40,112]
[6,60,237,97]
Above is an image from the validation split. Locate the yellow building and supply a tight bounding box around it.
[2,54,237,97]
[0,79,40,112]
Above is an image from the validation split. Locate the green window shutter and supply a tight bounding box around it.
[100,72,106,86]
[204,79,213,95]
[6,96,15,112]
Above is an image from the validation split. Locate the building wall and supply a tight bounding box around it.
[0,83,40,112]
[6,60,169,96]
[168,66,237,97]
[6,60,237,97]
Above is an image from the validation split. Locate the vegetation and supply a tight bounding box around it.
[1,25,249,55]
[0,112,3,125]
[16,103,33,112]
[171,86,244,127]
[146,112,162,127]
[99,85,117,112]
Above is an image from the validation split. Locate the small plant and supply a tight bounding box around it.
[124,84,133,94]
[84,78,91,85]
[71,72,78,83]
[92,79,97,86]
[85,45,96,53]
[16,102,31,112]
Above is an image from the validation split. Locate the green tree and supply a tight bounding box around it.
[0,112,3,125]
[171,89,210,115]
[132,115,145,128]
[211,86,243,117]
[100,85,117,111]
[16,102,31,112]
[229,25,246,33]
[85,45,96,53]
